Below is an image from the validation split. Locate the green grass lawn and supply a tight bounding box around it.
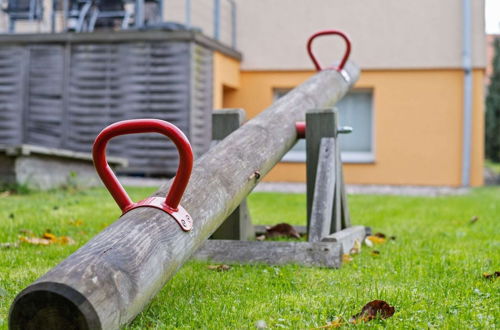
[0,186,499,328]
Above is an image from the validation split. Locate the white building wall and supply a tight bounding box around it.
[234,0,486,70]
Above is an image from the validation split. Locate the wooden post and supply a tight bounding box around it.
[308,137,336,242]
[306,109,338,230]
[306,108,352,236]
[211,109,254,240]
[9,63,360,330]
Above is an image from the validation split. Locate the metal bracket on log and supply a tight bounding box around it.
[9,56,361,329]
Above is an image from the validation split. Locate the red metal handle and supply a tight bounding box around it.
[296,122,306,139]
[92,119,193,214]
[307,30,351,72]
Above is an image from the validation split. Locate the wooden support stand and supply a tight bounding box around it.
[307,108,352,240]
[194,108,369,268]
[211,109,254,241]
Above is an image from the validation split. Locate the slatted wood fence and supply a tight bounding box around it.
[0,30,237,175]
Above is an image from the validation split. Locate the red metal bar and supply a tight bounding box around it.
[296,122,306,139]
[307,30,351,72]
[92,119,193,213]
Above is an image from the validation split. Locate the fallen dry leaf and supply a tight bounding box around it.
[207,264,231,271]
[370,250,381,256]
[469,216,479,224]
[265,223,301,239]
[342,253,353,263]
[350,300,395,324]
[482,271,500,279]
[59,236,76,245]
[349,239,362,254]
[367,235,386,245]
[69,219,84,227]
[42,232,58,243]
[19,236,51,246]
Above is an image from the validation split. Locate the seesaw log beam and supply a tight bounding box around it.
[9,63,360,330]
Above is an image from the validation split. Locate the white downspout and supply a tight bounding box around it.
[461,0,473,186]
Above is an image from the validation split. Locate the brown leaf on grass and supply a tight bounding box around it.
[469,216,479,224]
[19,232,76,246]
[265,223,301,239]
[366,235,386,245]
[370,250,381,256]
[59,236,76,245]
[42,232,58,243]
[207,264,231,271]
[69,219,84,227]
[482,271,500,279]
[374,232,386,239]
[342,254,353,263]
[19,236,51,246]
[350,300,395,324]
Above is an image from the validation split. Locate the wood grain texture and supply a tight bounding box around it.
[308,138,336,242]
[9,63,359,329]
[331,111,342,233]
[306,108,338,230]
[211,109,254,240]
[0,39,213,177]
[321,226,370,254]
[193,240,342,268]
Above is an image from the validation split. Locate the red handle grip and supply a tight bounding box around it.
[307,30,351,72]
[92,119,193,214]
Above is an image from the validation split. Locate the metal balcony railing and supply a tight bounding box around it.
[0,0,237,49]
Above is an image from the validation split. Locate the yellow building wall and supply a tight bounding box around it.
[213,52,241,109]
[222,69,484,187]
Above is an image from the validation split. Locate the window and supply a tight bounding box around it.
[276,88,374,163]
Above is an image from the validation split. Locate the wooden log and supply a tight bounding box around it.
[308,138,336,242]
[193,240,342,268]
[321,225,370,254]
[9,63,360,329]
[211,109,254,240]
[254,225,307,235]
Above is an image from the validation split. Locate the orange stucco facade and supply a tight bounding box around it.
[213,52,485,187]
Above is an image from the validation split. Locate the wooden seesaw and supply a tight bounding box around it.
[9,30,364,329]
